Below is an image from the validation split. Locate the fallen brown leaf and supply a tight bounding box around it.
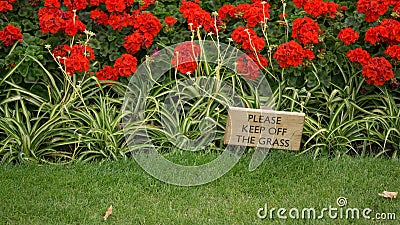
[103,205,112,221]
[378,191,398,200]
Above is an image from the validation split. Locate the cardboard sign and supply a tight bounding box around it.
[224,107,305,150]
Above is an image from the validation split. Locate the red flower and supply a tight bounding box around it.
[236,52,268,80]
[356,0,389,22]
[108,12,135,30]
[164,16,177,26]
[0,1,13,13]
[385,45,400,61]
[52,44,95,75]
[337,28,359,45]
[134,12,162,37]
[302,0,339,18]
[292,17,320,45]
[139,0,155,10]
[273,41,308,68]
[379,19,400,45]
[0,24,23,46]
[123,31,144,54]
[44,0,61,8]
[346,48,371,66]
[180,0,214,32]
[362,57,394,86]
[365,26,389,45]
[90,9,109,25]
[218,4,236,21]
[302,49,315,60]
[89,0,101,6]
[64,16,86,36]
[114,54,138,77]
[243,2,270,27]
[63,0,87,11]
[171,41,201,74]
[38,7,64,34]
[105,0,128,13]
[231,27,264,51]
[96,65,119,81]
[293,0,307,8]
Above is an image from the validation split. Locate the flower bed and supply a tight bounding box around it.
[0,0,399,163]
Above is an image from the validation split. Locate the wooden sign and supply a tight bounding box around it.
[224,107,305,150]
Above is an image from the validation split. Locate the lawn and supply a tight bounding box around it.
[1,151,399,224]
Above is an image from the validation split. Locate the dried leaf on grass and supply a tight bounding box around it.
[378,191,398,200]
[103,205,112,221]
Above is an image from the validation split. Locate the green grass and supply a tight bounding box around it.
[0,151,399,224]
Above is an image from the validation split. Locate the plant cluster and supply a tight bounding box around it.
[0,0,399,163]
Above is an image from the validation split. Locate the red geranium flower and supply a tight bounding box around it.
[114,54,138,77]
[365,26,389,45]
[44,0,61,8]
[356,0,389,22]
[231,27,265,51]
[337,28,359,45]
[362,57,394,86]
[385,45,400,61]
[90,9,109,25]
[0,1,13,13]
[63,0,87,11]
[134,12,162,37]
[96,65,119,82]
[292,17,320,45]
[180,0,214,32]
[346,48,371,66]
[0,24,23,46]
[243,2,270,27]
[273,41,309,68]
[237,52,268,80]
[171,41,201,74]
[164,16,177,26]
[218,4,236,21]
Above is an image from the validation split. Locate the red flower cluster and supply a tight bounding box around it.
[273,41,314,68]
[0,24,23,46]
[365,19,400,45]
[0,0,15,12]
[123,12,161,54]
[180,0,214,33]
[96,65,118,82]
[90,9,109,26]
[218,4,237,21]
[231,27,264,51]
[361,57,394,86]
[385,45,400,61]
[105,0,133,13]
[107,12,137,30]
[356,0,389,22]
[217,2,270,27]
[293,0,340,18]
[243,2,271,27]
[114,54,137,77]
[38,3,86,36]
[346,48,371,66]
[304,0,340,18]
[291,17,320,45]
[337,28,359,45]
[164,16,177,26]
[64,0,88,11]
[52,44,95,75]
[236,52,268,80]
[171,41,201,74]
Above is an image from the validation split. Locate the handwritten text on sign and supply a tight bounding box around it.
[224,107,305,150]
